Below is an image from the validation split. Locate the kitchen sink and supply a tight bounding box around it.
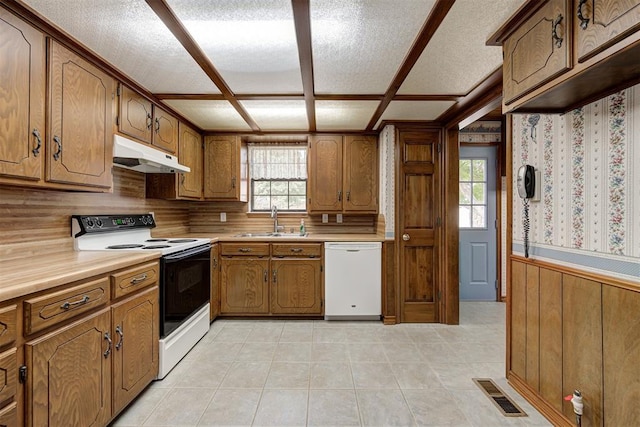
[233,232,308,238]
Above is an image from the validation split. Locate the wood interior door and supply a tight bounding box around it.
[0,9,45,181]
[111,287,159,416]
[397,129,441,323]
[26,308,111,427]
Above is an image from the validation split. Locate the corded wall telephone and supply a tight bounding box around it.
[517,164,535,198]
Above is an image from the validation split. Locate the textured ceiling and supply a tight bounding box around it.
[19,0,527,133]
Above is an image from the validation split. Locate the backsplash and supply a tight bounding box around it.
[512,83,640,282]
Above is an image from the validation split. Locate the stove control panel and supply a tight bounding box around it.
[72,214,156,236]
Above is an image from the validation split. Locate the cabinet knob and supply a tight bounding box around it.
[402,233,410,241]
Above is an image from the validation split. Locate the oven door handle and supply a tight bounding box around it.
[162,244,212,262]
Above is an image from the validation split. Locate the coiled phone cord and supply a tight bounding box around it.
[523,198,530,258]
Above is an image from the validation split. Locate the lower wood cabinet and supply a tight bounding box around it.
[26,308,112,427]
[111,286,159,416]
[210,243,220,321]
[219,242,324,316]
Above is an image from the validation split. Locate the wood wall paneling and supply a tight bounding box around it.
[510,260,526,379]
[525,264,540,391]
[538,267,563,412]
[602,285,640,426]
[382,241,396,324]
[562,275,603,427]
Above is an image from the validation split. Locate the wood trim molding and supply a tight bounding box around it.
[508,373,573,427]
[366,0,456,130]
[291,0,316,132]
[509,254,640,293]
[145,0,260,131]
[443,127,460,324]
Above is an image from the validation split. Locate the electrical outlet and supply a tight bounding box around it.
[220,212,227,222]
[322,214,328,223]
[336,214,343,223]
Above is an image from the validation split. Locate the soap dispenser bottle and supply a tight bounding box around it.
[299,219,306,236]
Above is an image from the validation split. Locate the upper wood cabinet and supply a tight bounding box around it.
[309,135,378,213]
[576,0,640,62]
[47,40,114,189]
[146,121,203,200]
[204,135,248,201]
[0,9,45,183]
[490,0,640,113]
[117,84,178,154]
[502,0,571,104]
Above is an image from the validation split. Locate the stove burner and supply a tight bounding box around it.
[146,238,169,242]
[143,245,171,249]
[106,244,145,249]
[168,239,198,243]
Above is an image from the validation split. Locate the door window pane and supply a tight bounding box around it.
[459,158,487,228]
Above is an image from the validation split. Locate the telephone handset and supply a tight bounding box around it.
[517,165,535,199]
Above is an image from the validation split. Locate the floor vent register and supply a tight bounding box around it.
[473,378,527,417]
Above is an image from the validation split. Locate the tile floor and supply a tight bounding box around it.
[111,302,552,426]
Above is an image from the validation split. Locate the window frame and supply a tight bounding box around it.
[459,157,488,229]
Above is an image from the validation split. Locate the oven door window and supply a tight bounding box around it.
[161,247,210,338]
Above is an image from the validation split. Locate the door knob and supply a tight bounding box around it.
[402,234,410,241]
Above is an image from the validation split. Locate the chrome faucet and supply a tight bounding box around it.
[271,205,283,233]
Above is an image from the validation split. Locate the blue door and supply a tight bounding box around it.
[459,146,497,301]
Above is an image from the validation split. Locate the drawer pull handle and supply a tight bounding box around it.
[346,191,351,201]
[238,248,252,253]
[155,117,160,133]
[290,248,303,253]
[146,113,152,130]
[264,270,268,282]
[115,325,124,350]
[32,128,42,156]
[130,274,148,285]
[273,270,277,283]
[337,190,342,201]
[552,14,563,48]
[104,332,112,358]
[577,0,589,30]
[52,135,62,160]
[60,295,90,310]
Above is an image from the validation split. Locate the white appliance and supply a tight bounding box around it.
[71,213,211,379]
[324,242,382,320]
[113,134,190,174]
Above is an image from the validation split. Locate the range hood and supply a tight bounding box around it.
[113,134,190,174]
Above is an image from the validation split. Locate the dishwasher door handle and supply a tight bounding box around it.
[346,249,360,252]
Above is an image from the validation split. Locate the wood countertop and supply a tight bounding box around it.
[0,250,160,303]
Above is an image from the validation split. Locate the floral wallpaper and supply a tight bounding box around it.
[512,83,640,280]
[379,125,395,238]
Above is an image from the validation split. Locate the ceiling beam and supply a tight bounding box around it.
[145,0,260,131]
[291,0,316,132]
[365,0,456,130]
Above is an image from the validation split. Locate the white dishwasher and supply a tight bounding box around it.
[324,242,382,320]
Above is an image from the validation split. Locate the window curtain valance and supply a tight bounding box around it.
[249,144,307,180]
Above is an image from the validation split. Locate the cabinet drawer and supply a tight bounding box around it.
[111,262,159,299]
[271,243,322,258]
[0,348,17,404]
[24,277,109,335]
[0,305,17,349]
[221,243,270,257]
[0,401,17,427]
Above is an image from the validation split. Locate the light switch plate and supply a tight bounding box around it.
[336,214,343,223]
[322,214,328,223]
[220,212,227,222]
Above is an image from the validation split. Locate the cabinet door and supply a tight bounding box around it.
[26,309,111,427]
[204,135,246,200]
[271,259,322,314]
[152,106,178,154]
[111,287,159,416]
[503,0,571,104]
[220,258,269,314]
[343,135,378,212]
[178,122,203,199]
[210,243,220,321]
[576,0,640,62]
[0,10,45,182]
[47,40,114,189]
[118,85,152,144]
[309,135,343,212]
